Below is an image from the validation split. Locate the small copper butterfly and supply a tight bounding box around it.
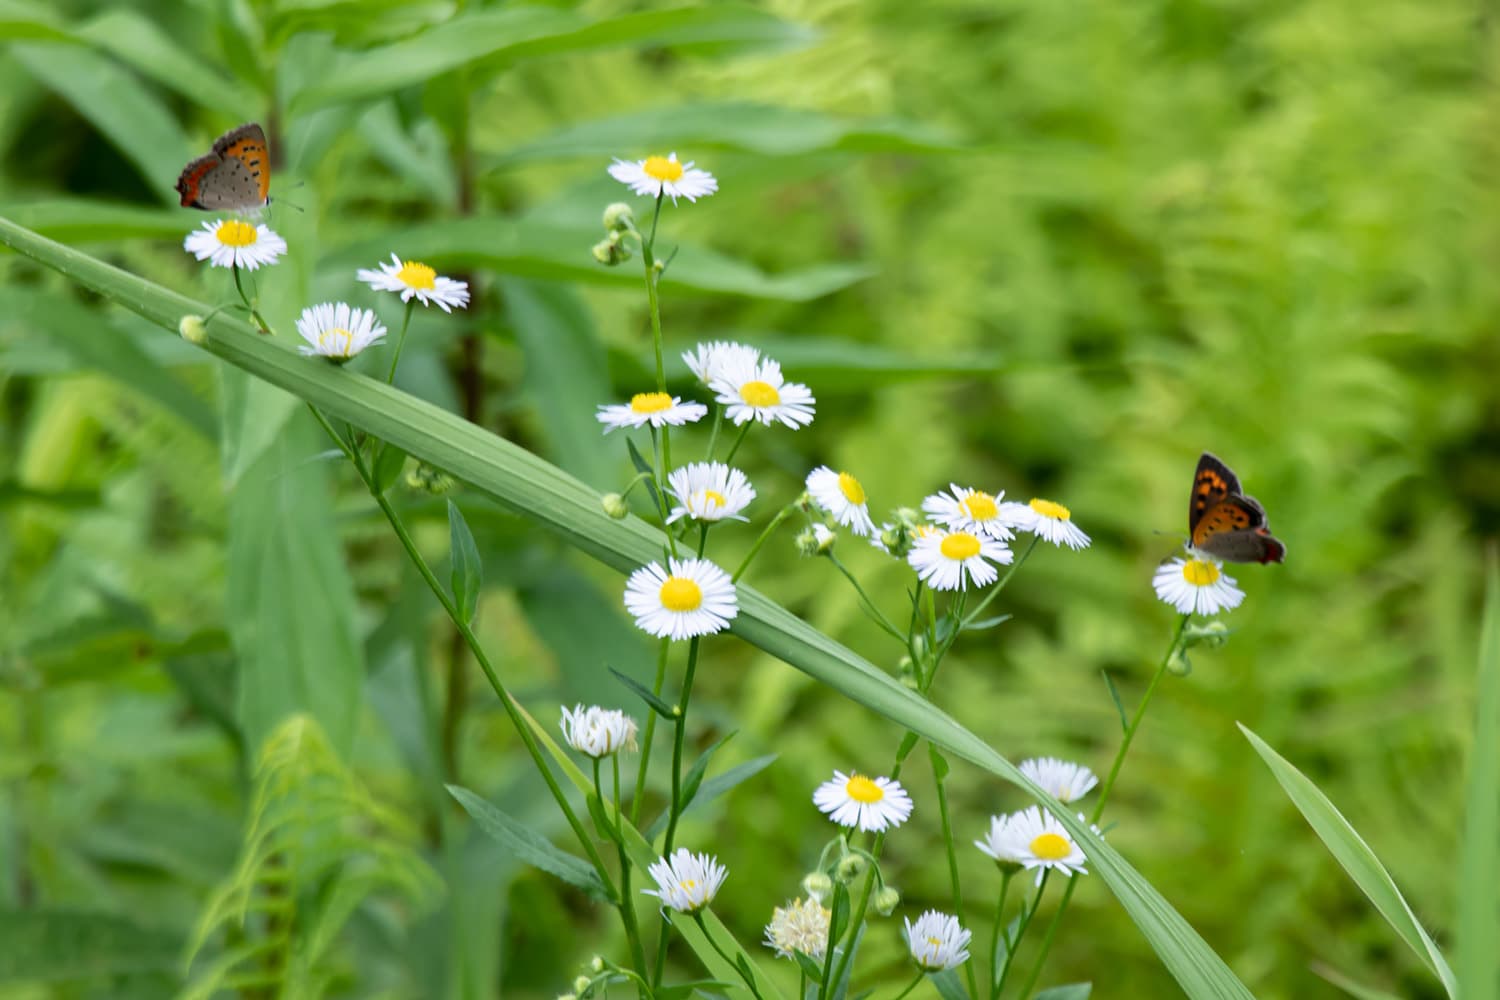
[175,122,270,212]
[1189,452,1286,564]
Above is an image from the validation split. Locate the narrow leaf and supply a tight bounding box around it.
[447,785,609,900]
[448,500,482,625]
[1457,556,1500,1000]
[928,743,951,781]
[610,666,676,719]
[1035,985,1092,1000]
[1310,963,1405,1000]
[1102,670,1129,733]
[929,969,969,1000]
[680,731,737,811]
[373,441,408,493]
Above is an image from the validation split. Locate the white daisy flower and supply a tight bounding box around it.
[763,897,831,960]
[623,558,738,640]
[608,152,718,203]
[682,341,761,385]
[666,462,755,523]
[813,770,914,832]
[596,392,708,433]
[710,357,815,429]
[559,705,639,758]
[922,484,1015,541]
[1018,757,1099,804]
[295,302,387,361]
[806,466,876,536]
[906,527,1013,591]
[642,848,727,913]
[183,219,286,270]
[986,806,1092,885]
[903,910,971,972]
[974,812,1022,867]
[1153,556,1245,616]
[356,252,470,312]
[998,498,1090,550]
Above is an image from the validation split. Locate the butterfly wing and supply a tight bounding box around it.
[212,123,270,206]
[1189,452,1242,537]
[175,153,221,208]
[1196,525,1287,563]
[175,122,269,211]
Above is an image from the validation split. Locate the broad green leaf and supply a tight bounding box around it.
[76,9,259,118]
[358,100,457,208]
[0,216,1261,1000]
[495,102,960,167]
[0,909,178,980]
[1457,558,1500,1000]
[1240,724,1456,997]
[448,500,482,625]
[0,0,72,42]
[1035,985,1093,1000]
[447,785,609,900]
[326,218,873,301]
[929,969,969,1000]
[0,198,187,243]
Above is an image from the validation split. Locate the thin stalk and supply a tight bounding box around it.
[648,427,679,557]
[933,757,978,1000]
[987,871,1015,1000]
[993,871,1048,999]
[632,639,671,826]
[890,971,926,1000]
[614,753,650,986]
[662,636,702,854]
[828,552,905,640]
[384,299,416,384]
[733,503,797,582]
[827,833,886,995]
[958,535,1038,633]
[693,913,765,1000]
[231,264,271,334]
[721,420,753,465]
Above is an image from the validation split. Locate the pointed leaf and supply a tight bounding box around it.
[1035,985,1092,1000]
[1457,557,1500,1000]
[929,969,969,1000]
[447,785,608,900]
[448,500,482,625]
[610,666,676,719]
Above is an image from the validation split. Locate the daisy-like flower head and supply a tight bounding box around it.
[295,302,387,362]
[682,341,761,386]
[183,219,286,271]
[710,357,815,430]
[923,484,1015,542]
[907,527,1013,591]
[903,910,971,972]
[559,704,639,758]
[813,770,913,832]
[987,806,1093,885]
[608,152,718,203]
[356,252,470,312]
[998,498,1091,550]
[597,392,708,433]
[806,467,876,537]
[666,462,755,524]
[974,812,1022,870]
[1018,757,1099,804]
[642,848,727,913]
[623,558,738,641]
[1153,555,1245,616]
[763,897,831,960]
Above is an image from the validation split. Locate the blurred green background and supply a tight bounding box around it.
[1,0,1494,997]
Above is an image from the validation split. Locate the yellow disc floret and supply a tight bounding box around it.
[845,774,884,803]
[1183,559,1221,586]
[1028,498,1071,521]
[961,491,999,520]
[643,156,685,182]
[630,391,674,414]
[396,260,437,289]
[659,576,704,612]
[940,532,981,560]
[740,380,781,407]
[216,220,257,246]
[837,472,866,505]
[1029,832,1073,860]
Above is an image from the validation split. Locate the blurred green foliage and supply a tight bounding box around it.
[1,0,1495,997]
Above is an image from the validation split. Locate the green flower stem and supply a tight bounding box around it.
[1012,614,1191,999]
[932,757,978,1000]
[828,552,906,641]
[733,502,797,582]
[648,427,679,558]
[632,638,671,826]
[958,535,1038,633]
[704,405,724,459]
[614,753,650,987]
[993,870,1049,999]
[987,871,1015,1000]
[921,591,966,693]
[891,971,926,1000]
[642,193,666,390]
[694,912,765,1000]
[816,881,847,1000]
[695,522,710,559]
[827,832,886,996]
[662,635,702,854]
[721,420,753,465]
[384,299,416,384]
[304,404,617,897]
[230,264,272,335]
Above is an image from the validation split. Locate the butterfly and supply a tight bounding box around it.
[1188,452,1286,564]
[175,122,270,212]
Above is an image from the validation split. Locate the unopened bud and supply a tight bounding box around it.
[1183,620,1231,650]
[603,202,635,233]
[834,854,867,883]
[178,314,207,345]
[802,871,833,902]
[602,493,629,519]
[873,886,901,916]
[590,956,605,973]
[1166,648,1192,677]
[573,976,592,994]
[592,234,632,266]
[405,462,455,495]
[795,523,836,557]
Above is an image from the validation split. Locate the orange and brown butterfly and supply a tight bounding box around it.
[1188,452,1286,564]
[175,122,270,212]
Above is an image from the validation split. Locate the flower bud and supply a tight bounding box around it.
[802,871,833,902]
[834,853,867,883]
[178,314,207,345]
[1183,620,1231,649]
[874,886,901,916]
[795,523,836,557]
[573,976,592,994]
[602,493,629,519]
[603,202,635,233]
[405,462,455,495]
[591,233,632,266]
[590,956,605,973]
[1166,648,1192,677]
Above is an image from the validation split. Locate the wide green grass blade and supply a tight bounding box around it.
[1239,724,1456,996]
[1457,557,1500,1000]
[0,199,187,243]
[0,909,179,981]
[75,9,259,119]
[0,215,1259,1000]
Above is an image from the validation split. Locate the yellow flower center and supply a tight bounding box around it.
[643,155,684,182]
[216,220,257,247]
[960,491,999,520]
[318,328,353,355]
[926,936,942,948]
[940,532,981,560]
[682,878,698,891]
[1183,559,1220,586]
[845,774,884,803]
[1029,498,1070,520]
[659,576,703,612]
[702,489,727,509]
[837,472,866,505]
[630,391,674,414]
[396,260,436,289]
[740,380,781,407]
[1030,832,1072,860]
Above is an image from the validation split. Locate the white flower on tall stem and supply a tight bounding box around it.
[806,466,876,536]
[642,848,727,912]
[559,705,638,758]
[710,357,815,429]
[813,770,913,832]
[183,219,286,270]
[906,527,1012,591]
[596,392,708,432]
[294,302,386,361]
[666,462,755,523]
[1152,555,1244,616]
[1018,757,1099,804]
[998,498,1091,550]
[763,897,831,960]
[608,153,718,203]
[904,910,971,971]
[983,806,1093,885]
[682,341,760,385]
[623,558,738,640]
[356,252,470,311]
[923,484,1015,541]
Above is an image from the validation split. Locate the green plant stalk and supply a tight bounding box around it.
[385,299,416,384]
[933,757,979,1000]
[614,753,650,989]
[647,426,679,557]
[694,912,765,1000]
[987,870,1015,1000]
[890,971,926,1000]
[826,842,884,1000]
[721,420,753,465]
[958,535,1038,634]
[231,263,272,334]
[816,881,847,1000]
[641,193,673,476]
[632,639,671,827]
[828,552,905,641]
[662,635,702,854]
[733,503,797,582]
[994,870,1049,998]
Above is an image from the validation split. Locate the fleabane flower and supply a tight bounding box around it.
[643,848,727,913]
[682,341,760,386]
[559,705,638,758]
[1019,757,1098,804]
[999,498,1090,550]
[1153,555,1245,616]
[597,392,708,432]
[907,527,1012,591]
[666,462,754,523]
[608,153,717,203]
[357,252,470,312]
[183,219,286,270]
[806,466,876,536]
[711,357,815,429]
[986,806,1092,885]
[764,897,831,960]
[904,911,971,972]
[624,558,737,640]
[813,770,913,832]
[923,484,1015,541]
[295,302,386,361]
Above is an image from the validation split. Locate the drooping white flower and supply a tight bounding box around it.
[904,910,971,971]
[806,466,876,536]
[559,705,639,758]
[1018,757,1099,804]
[294,302,387,361]
[666,463,755,523]
[682,341,760,385]
[642,848,727,912]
